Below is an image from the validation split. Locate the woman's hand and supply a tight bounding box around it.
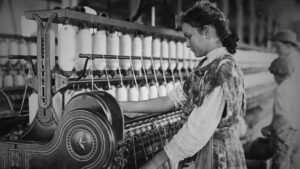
[140,150,171,169]
[261,125,272,137]
[118,96,175,114]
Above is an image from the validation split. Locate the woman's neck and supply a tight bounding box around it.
[207,40,223,54]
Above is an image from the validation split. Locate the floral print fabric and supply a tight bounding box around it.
[182,54,247,169]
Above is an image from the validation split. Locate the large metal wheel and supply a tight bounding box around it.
[60,109,116,168]
[28,109,116,169]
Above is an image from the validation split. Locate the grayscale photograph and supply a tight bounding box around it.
[0,0,300,168]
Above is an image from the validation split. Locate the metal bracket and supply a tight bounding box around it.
[31,13,57,109]
[26,77,38,92]
[53,73,69,93]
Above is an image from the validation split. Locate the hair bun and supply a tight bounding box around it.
[223,33,239,43]
[231,33,239,42]
[222,33,239,54]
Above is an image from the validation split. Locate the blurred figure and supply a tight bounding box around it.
[261,56,300,169]
[272,30,300,79]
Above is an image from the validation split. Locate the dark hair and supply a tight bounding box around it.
[181,1,239,54]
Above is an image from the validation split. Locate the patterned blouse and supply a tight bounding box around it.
[164,47,247,169]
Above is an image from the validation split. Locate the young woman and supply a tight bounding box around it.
[120,1,247,168]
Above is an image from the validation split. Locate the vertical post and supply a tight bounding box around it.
[249,0,256,46]
[266,13,273,49]
[130,0,142,23]
[46,0,51,9]
[257,15,265,46]
[273,21,280,35]
[70,0,79,7]
[236,0,244,43]
[151,7,155,26]
[176,0,182,15]
[61,0,78,8]
[175,0,182,29]
[130,0,139,19]
[61,0,70,8]
[221,0,229,17]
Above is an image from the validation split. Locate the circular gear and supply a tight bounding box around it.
[61,109,116,168]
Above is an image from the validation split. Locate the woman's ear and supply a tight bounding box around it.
[202,25,215,39]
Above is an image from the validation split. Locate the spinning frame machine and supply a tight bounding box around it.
[0,9,197,169]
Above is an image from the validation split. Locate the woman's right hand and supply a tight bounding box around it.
[119,96,175,114]
[261,125,272,137]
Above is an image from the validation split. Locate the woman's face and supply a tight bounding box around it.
[182,23,208,57]
[272,42,290,57]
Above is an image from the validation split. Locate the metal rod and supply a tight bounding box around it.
[129,55,140,100]
[103,54,112,89]
[79,53,172,61]
[132,136,138,169]
[150,56,159,86]
[8,55,37,60]
[140,56,150,98]
[68,74,182,84]
[25,9,185,41]
[151,6,155,27]
[140,136,149,160]
[0,33,37,42]
[18,84,28,116]
[76,58,90,81]
[160,57,167,84]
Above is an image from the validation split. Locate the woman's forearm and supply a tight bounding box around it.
[119,96,175,114]
[140,150,170,169]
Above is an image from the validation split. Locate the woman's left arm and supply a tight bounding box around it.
[140,86,226,168]
[140,150,170,169]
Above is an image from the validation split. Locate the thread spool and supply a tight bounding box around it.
[9,40,19,65]
[132,36,142,71]
[21,15,37,37]
[58,25,77,71]
[120,33,132,70]
[107,31,119,71]
[139,84,149,101]
[3,73,14,87]
[149,83,158,99]
[116,85,128,101]
[152,38,161,70]
[158,84,167,97]
[169,40,176,71]
[19,40,29,65]
[14,73,25,87]
[128,84,139,101]
[176,41,183,70]
[92,30,107,71]
[76,28,92,71]
[0,40,9,65]
[161,39,169,71]
[142,36,152,70]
